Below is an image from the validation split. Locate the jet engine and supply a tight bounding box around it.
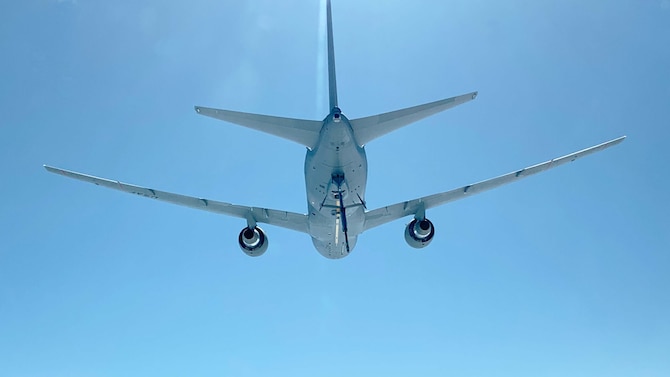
[238,226,269,256]
[404,218,435,248]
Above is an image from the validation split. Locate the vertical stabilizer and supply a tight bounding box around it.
[326,0,338,110]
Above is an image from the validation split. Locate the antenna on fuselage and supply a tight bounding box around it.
[326,0,338,111]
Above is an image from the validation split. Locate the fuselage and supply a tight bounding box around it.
[305,108,367,259]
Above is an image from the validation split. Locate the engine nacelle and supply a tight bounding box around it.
[238,226,269,257]
[404,218,435,249]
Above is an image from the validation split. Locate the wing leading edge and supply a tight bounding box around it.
[44,166,310,234]
[363,136,626,231]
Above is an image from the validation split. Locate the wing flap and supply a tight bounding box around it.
[364,136,626,231]
[44,165,310,234]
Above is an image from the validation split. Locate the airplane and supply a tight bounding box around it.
[44,0,625,259]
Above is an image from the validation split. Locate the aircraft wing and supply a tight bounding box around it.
[363,136,626,231]
[44,165,310,234]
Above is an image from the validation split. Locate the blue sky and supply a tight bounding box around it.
[1,0,669,376]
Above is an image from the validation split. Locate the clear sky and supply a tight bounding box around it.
[1,0,669,376]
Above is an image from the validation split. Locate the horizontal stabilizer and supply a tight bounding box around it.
[350,91,478,146]
[194,106,323,149]
[44,165,310,234]
[363,136,626,231]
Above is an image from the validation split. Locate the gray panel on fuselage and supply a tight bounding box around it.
[305,110,367,259]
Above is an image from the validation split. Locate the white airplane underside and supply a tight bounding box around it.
[45,0,625,259]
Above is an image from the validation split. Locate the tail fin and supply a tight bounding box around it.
[326,0,338,110]
[350,91,478,146]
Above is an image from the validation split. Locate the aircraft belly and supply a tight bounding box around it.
[305,151,367,258]
[309,205,364,259]
[304,146,367,212]
[303,116,368,258]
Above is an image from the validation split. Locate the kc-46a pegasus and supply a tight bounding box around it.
[45,0,625,259]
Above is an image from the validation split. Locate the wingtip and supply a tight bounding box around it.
[194,106,201,113]
[43,165,59,174]
[596,135,626,149]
